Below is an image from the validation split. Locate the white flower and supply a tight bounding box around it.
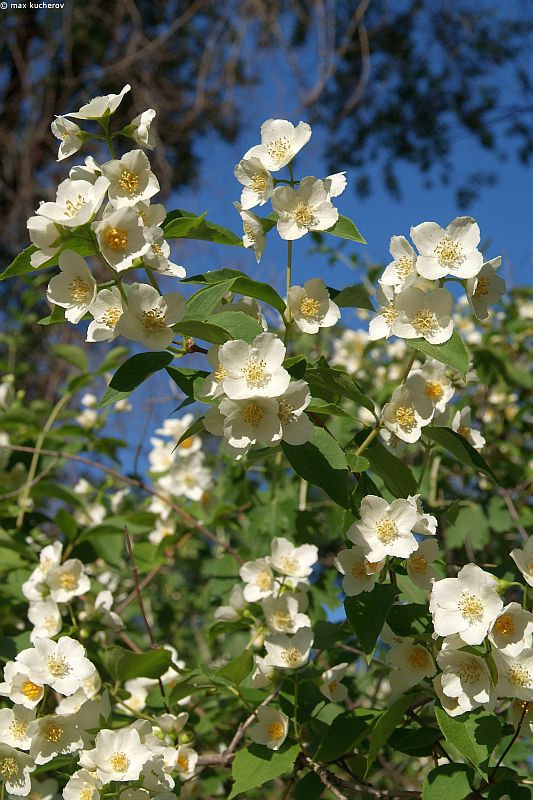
[16,636,95,696]
[334,547,385,596]
[511,537,533,588]
[143,229,186,278]
[272,177,338,240]
[252,656,276,688]
[175,745,198,780]
[319,663,349,703]
[155,414,202,457]
[218,333,289,400]
[37,176,109,228]
[63,769,101,800]
[429,564,503,645]
[466,257,505,319]
[451,406,486,450]
[380,236,418,289]
[287,278,340,333]
[37,541,63,577]
[101,150,159,208]
[368,284,403,341]
[148,519,176,546]
[394,287,454,344]
[46,559,90,603]
[0,663,44,709]
[436,650,493,715]
[51,117,83,161]
[381,383,434,443]
[202,346,226,400]
[410,216,484,280]
[493,649,533,701]
[262,594,311,634]
[244,118,311,171]
[28,599,62,642]
[148,438,177,473]
[28,714,84,765]
[94,591,123,630]
[239,559,275,602]
[66,85,131,120]
[214,584,246,622]
[406,539,440,591]
[234,157,274,209]
[268,537,318,578]
[0,706,35,750]
[0,744,35,796]
[79,727,151,784]
[264,627,313,670]
[387,639,436,694]
[27,216,62,268]
[489,604,533,657]
[131,109,156,149]
[248,707,289,750]
[234,203,265,262]
[93,207,150,272]
[87,288,124,342]
[331,329,368,373]
[406,359,454,414]
[116,283,185,350]
[76,409,98,430]
[69,156,101,183]
[348,495,418,561]
[323,172,347,198]
[46,251,97,324]
[277,381,314,446]
[156,453,212,502]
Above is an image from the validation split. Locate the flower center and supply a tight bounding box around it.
[80,787,94,800]
[252,173,267,193]
[351,559,367,578]
[408,648,429,669]
[69,278,92,303]
[45,615,58,633]
[382,303,398,324]
[494,614,515,637]
[142,308,167,331]
[213,363,227,383]
[474,277,490,297]
[425,381,443,400]
[243,222,256,242]
[9,720,28,741]
[266,136,291,164]
[375,516,398,544]
[242,358,268,389]
[151,242,164,256]
[256,571,272,590]
[242,402,264,427]
[272,610,292,630]
[328,680,338,692]
[102,307,122,329]
[279,555,299,574]
[396,255,414,278]
[412,308,438,336]
[108,752,129,772]
[508,665,532,688]
[64,195,86,218]
[47,654,70,677]
[434,236,465,269]
[0,757,19,778]
[118,169,140,196]
[458,592,484,623]
[299,297,321,318]
[44,723,63,743]
[410,555,428,573]
[22,680,42,701]
[395,405,416,430]
[179,437,194,450]
[457,425,471,439]
[278,400,296,425]
[104,226,128,252]
[294,202,316,228]
[59,572,77,591]
[281,647,302,667]
[267,722,285,740]
[458,658,482,683]
[177,755,189,771]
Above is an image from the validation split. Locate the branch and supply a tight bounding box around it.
[302,755,421,799]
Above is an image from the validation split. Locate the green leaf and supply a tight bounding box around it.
[405,330,470,376]
[184,280,237,318]
[390,726,441,757]
[305,366,376,416]
[282,427,351,508]
[315,709,378,762]
[422,764,475,800]
[229,743,300,799]
[424,427,497,481]
[351,433,418,497]
[345,453,371,472]
[284,355,307,379]
[435,708,501,779]
[366,694,415,774]
[177,416,204,445]
[293,771,323,800]
[208,311,264,342]
[325,214,366,244]
[344,583,398,655]
[51,344,88,373]
[308,399,354,418]
[38,306,66,325]
[329,283,373,310]
[387,604,432,637]
[0,234,95,281]
[163,208,242,246]
[100,352,173,407]
[487,781,532,799]
[102,646,172,681]
[166,367,208,401]
[216,651,253,686]
[172,319,233,345]
[183,268,286,313]
[446,504,490,551]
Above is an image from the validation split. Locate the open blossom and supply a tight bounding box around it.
[272,176,338,240]
[408,494,438,535]
[0,662,44,709]
[27,216,62,268]
[347,495,419,561]
[510,536,533,588]
[131,108,156,149]
[175,745,198,780]
[143,228,186,278]
[382,383,434,443]
[204,397,282,455]
[46,558,90,602]
[493,649,533,701]
[429,564,503,645]
[16,636,95,696]
[234,156,274,209]
[466,257,505,319]
[239,558,275,602]
[262,594,311,634]
[66,84,131,120]
[0,744,35,796]
[93,207,150,272]
[155,415,202,457]
[248,706,289,750]
[368,283,402,341]
[51,116,83,161]
[46,250,97,324]
[37,176,109,228]
[268,537,318,578]
[406,359,454,414]
[79,727,151,784]
[488,603,533,657]
[244,118,311,171]
[287,278,340,333]
[264,627,314,670]
[380,236,418,288]
[451,406,486,450]
[86,288,124,342]
[436,650,494,715]
[387,639,436,694]
[410,216,484,279]
[28,713,84,765]
[394,286,454,344]
[406,539,440,591]
[335,547,385,596]
[218,333,290,400]
[276,381,314,445]
[234,203,265,262]
[116,283,186,350]
[156,452,212,502]
[28,599,62,642]
[101,150,159,208]
[319,662,349,702]
[331,329,368,373]
[0,706,35,750]
[63,769,101,800]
